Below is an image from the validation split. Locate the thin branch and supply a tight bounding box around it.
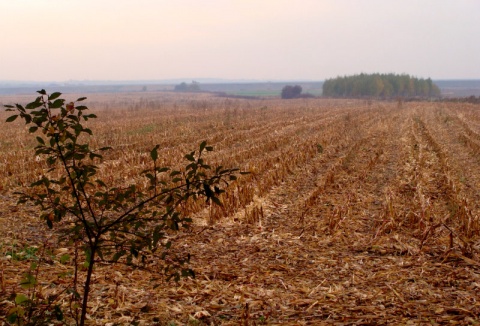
[54,134,95,246]
[102,172,233,232]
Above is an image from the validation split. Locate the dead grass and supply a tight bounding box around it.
[0,93,479,325]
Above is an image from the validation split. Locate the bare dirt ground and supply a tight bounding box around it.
[1,95,479,325]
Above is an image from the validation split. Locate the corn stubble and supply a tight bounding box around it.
[1,93,479,324]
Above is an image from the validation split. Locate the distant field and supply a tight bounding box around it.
[1,79,479,98]
[1,92,479,324]
[435,79,480,97]
[224,90,280,97]
[226,89,324,98]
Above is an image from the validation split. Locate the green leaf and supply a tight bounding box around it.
[89,152,102,160]
[50,99,64,109]
[77,97,87,101]
[55,305,64,320]
[24,114,32,124]
[130,246,139,257]
[203,183,213,197]
[185,268,195,278]
[96,248,104,260]
[6,115,18,122]
[26,99,43,109]
[112,250,126,262]
[211,196,223,207]
[20,273,37,289]
[48,92,62,101]
[95,179,107,187]
[150,145,159,161]
[36,136,45,145]
[7,307,18,324]
[199,140,207,152]
[15,293,30,305]
[60,254,70,264]
[67,288,81,300]
[30,262,38,271]
[37,89,47,95]
[29,126,38,133]
[145,173,154,180]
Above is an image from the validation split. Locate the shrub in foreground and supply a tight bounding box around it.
[4,90,241,325]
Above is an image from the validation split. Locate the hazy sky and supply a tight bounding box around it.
[1,0,479,81]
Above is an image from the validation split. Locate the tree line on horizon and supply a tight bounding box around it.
[322,73,441,98]
[174,81,201,92]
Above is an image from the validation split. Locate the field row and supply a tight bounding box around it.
[1,93,480,324]
[1,94,479,237]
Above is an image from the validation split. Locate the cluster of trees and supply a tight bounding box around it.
[281,85,303,99]
[322,73,441,98]
[174,81,201,92]
[281,85,315,99]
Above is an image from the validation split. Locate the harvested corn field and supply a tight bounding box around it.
[1,92,479,325]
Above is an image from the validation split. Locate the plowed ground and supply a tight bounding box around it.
[1,94,479,325]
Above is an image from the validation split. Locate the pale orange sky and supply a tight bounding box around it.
[1,0,479,81]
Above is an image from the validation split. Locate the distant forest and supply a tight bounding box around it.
[322,73,441,98]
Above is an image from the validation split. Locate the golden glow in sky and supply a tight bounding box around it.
[1,0,479,81]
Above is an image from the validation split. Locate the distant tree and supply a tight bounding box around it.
[281,85,303,99]
[174,81,201,92]
[322,73,442,99]
[174,82,188,91]
[189,81,200,92]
